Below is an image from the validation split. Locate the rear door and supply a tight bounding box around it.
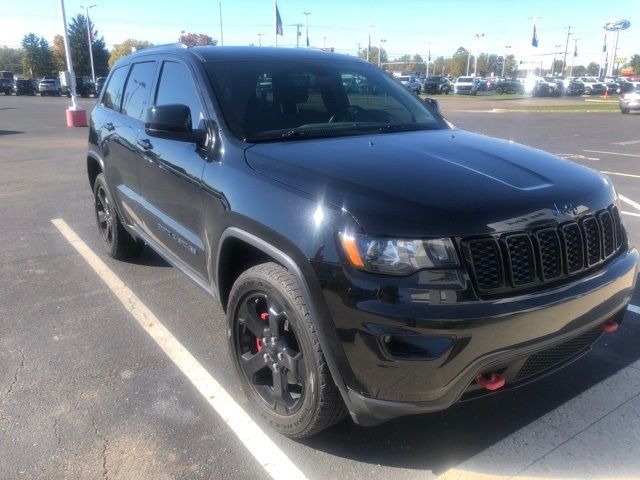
[98,61,158,226]
[135,59,209,279]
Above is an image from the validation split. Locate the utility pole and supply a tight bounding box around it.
[366,25,374,62]
[303,11,311,47]
[561,25,572,76]
[502,45,511,78]
[81,4,97,84]
[257,33,264,46]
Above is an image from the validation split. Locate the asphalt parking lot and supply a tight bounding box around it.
[1,94,640,479]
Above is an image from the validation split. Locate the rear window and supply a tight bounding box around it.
[101,66,128,111]
[458,77,474,82]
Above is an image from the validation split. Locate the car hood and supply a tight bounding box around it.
[244,129,615,237]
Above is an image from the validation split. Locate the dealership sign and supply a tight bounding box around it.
[604,19,631,31]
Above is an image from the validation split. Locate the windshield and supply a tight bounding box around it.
[457,77,474,83]
[206,59,446,142]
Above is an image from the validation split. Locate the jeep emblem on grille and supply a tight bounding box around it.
[552,202,579,216]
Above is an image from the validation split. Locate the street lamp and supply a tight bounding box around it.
[501,45,511,78]
[378,38,386,68]
[323,36,327,49]
[473,33,484,77]
[551,44,562,75]
[303,11,311,47]
[257,33,265,46]
[80,4,97,84]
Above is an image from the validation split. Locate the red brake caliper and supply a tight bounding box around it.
[255,312,269,352]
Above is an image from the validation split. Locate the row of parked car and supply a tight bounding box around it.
[0,71,107,98]
[390,70,639,98]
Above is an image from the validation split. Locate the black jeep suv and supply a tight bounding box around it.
[87,46,638,438]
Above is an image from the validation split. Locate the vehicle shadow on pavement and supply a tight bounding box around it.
[302,307,640,474]
[128,247,172,268]
[0,129,24,135]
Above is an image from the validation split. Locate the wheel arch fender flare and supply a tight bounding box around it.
[215,226,356,400]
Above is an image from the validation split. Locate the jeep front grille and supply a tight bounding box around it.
[464,205,623,295]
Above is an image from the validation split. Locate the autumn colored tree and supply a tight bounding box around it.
[179,33,218,47]
[109,39,152,67]
[51,34,67,72]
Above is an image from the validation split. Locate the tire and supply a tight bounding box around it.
[227,262,347,438]
[585,87,591,96]
[93,173,144,260]
[496,87,504,95]
[621,108,630,114]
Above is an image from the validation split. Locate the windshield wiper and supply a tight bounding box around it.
[376,124,433,133]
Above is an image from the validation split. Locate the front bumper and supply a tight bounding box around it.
[322,246,638,426]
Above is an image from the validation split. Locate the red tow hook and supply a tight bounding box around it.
[475,372,506,391]
[255,312,270,352]
[602,320,619,334]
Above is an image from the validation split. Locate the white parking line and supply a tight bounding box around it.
[629,304,640,315]
[50,218,307,480]
[622,211,640,218]
[619,194,640,212]
[612,139,640,146]
[583,149,640,158]
[600,170,640,179]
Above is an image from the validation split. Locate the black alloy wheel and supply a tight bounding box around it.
[227,262,347,437]
[234,291,306,416]
[95,184,114,247]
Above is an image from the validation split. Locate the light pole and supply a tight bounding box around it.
[551,44,562,75]
[501,45,511,78]
[303,11,311,47]
[378,38,386,68]
[323,36,327,49]
[81,4,97,84]
[366,25,374,62]
[472,33,484,77]
[59,0,87,126]
[257,33,264,46]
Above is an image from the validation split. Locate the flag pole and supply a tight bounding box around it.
[219,1,224,46]
[274,0,278,46]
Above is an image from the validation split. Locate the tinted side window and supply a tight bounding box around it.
[155,61,204,130]
[102,66,128,111]
[121,62,156,121]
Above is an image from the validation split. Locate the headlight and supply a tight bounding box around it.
[340,233,459,275]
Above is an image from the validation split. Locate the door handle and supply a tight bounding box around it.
[137,138,153,150]
[104,122,115,131]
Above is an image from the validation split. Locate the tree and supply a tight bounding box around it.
[550,59,563,76]
[406,54,425,75]
[449,47,469,77]
[67,14,109,77]
[0,46,23,75]
[51,34,67,72]
[626,54,640,74]
[179,32,217,47]
[109,39,153,67]
[21,33,53,78]
[586,62,600,75]
[357,46,387,67]
[571,65,586,76]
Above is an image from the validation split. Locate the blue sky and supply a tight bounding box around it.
[4,0,639,66]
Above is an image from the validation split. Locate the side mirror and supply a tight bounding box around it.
[423,97,440,113]
[145,104,206,145]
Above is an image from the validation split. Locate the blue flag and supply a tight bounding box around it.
[275,2,283,36]
[602,32,607,52]
[574,43,578,57]
[531,25,538,47]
